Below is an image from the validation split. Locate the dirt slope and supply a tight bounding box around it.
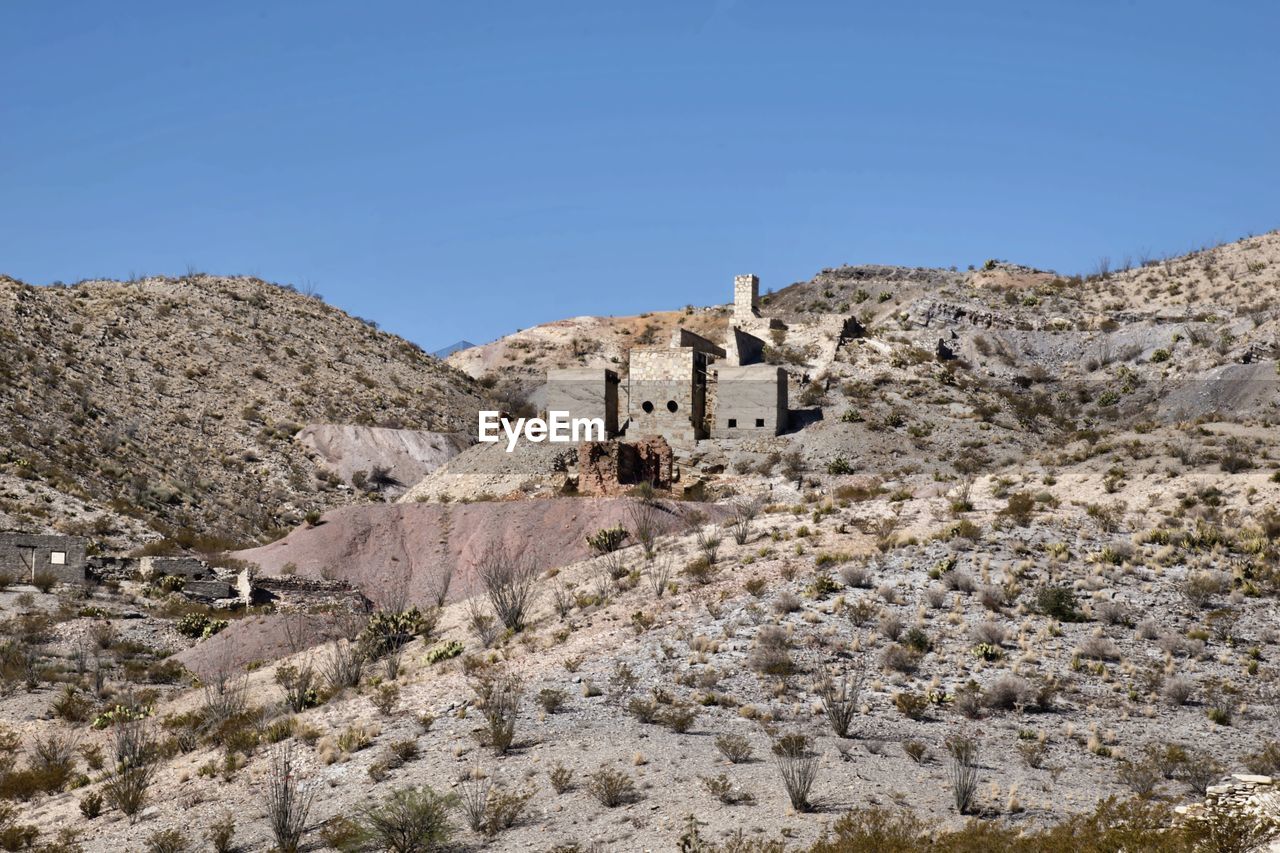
[234,497,715,606]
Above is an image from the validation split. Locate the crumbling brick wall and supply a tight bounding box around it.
[577,437,673,495]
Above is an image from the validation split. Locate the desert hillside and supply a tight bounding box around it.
[0,274,484,549]
[2,234,1280,852]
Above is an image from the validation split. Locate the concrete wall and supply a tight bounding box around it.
[545,368,620,436]
[0,532,88,585]
[627,347,707,445]
[723,326,766,366]
[709,366,787,438]
[670,328,726,359]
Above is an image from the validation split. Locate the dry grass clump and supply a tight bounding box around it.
[749,626,794,676]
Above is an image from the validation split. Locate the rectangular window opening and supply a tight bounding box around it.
[50,551,66,565]
[727,418,737,428]
[755,418,765,428]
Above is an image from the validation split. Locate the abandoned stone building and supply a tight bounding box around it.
[0,531,88,584]
[543,274,792,447]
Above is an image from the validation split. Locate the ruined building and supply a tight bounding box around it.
[0,532,88,585]
[544,274,792,448]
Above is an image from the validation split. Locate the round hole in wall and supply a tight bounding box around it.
[641,401,654,414]
[666,400,679,413]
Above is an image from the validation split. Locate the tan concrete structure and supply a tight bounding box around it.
[546,368,620,437]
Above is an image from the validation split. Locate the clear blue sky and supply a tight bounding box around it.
[2,2,1276,349]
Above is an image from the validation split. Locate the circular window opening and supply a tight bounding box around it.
[641,401,654,414]
[666,400,679,413]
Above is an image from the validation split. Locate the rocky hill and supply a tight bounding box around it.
[0,274,483,548]
[3,235,1280,853]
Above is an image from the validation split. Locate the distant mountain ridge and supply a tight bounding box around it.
[432,339,475,359]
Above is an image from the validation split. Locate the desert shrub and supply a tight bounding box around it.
[902,741,928,765]
[586,766,636,808]
[103,720,156,823]
[356,785,455,852]
[715,733,753,764]
[1034,586,1083,621]
[265,743,315,853]
[373,683,400,716]
[424,640,463,665]
[817,668,863,738]
[729,498,763,545]
[946,735,979,815]
[471,672,521,754]
[31,571,58,593]
[839,563,872,588]
[479,786,531,836]
[773,733,819,812]
[627,696,659,724]
[877,613,903,641]
[772,590,801,613]
[1245,741,1280,776]
[322,639,366,693]
[1182,571,1225,608]
[145,829,190,853]
[1163,676,1195,706]
[586,525,629,554]
[749,626,793,676]
[1136,618,1160,640]
[1117,756,1163,797]
[662,704,699,734]
[1001,492,1036,525]
[893,691,930,721]
[275,663,320,713]
[29,729,78,791]
[537,687,566,714]
[983,675,1030,711]
[953,682,984,720]
[1077,635,1120,661]
[549,764,574,794]
[474,543,540,632]
[79,791,103,819]
[457,774,490,833]
[977,585,1005,611]
[970,620,1006,646]
[880,644,919,674]
[1178,750,1223,796]
[942,569,975,593]
[1018,740,1047,769]
[207,813,236,853]
[903,627,931,653]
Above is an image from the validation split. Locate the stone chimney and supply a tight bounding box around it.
[733,274,760,320]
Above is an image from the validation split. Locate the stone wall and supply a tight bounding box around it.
[577,437,674,495]
[0,532,87,584]
[139,556,214,580]
[253,573,371,612]
[734,274,761,320]
[1176,773,1280,848]
[627,347,707,444]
